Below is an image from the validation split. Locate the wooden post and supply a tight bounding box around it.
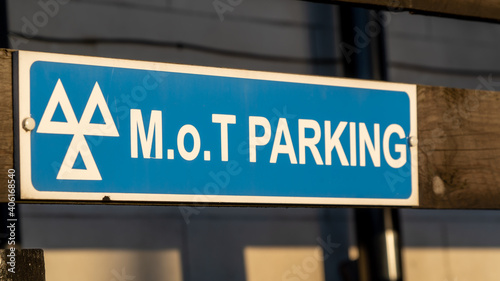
[0,49,13,204]
[0,249,45,281]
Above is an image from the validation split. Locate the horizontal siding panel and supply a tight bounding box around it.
[8,1,316,59]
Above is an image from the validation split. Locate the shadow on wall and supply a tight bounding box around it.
[20,205,351,281]
[401,209,500,248]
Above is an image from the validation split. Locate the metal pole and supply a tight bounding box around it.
[338,6,403,281]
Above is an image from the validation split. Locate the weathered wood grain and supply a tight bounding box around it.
[0,49,13,203]
[312,0,500,23]
[417,85,500,209]
[0,249,45,281]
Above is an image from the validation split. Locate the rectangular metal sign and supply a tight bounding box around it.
[16,51,418,206]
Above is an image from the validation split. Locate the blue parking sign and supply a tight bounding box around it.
[17,51,418,206]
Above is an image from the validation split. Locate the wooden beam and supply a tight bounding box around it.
[2,49,500,209]
[311,0,500,23]
[417,85,500,209]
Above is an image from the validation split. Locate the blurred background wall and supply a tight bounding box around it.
[4,0,500,280]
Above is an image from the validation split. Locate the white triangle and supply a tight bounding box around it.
[79,82,119,137]
[37,79,79,135]
[37,80,119,181]
[57,134,102,180]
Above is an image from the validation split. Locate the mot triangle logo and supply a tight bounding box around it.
[37,79,119,180]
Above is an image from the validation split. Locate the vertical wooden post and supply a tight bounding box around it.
[0,249,45,281]
[0,49,13,204]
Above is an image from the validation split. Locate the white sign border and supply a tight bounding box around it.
[17,50,419,206]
